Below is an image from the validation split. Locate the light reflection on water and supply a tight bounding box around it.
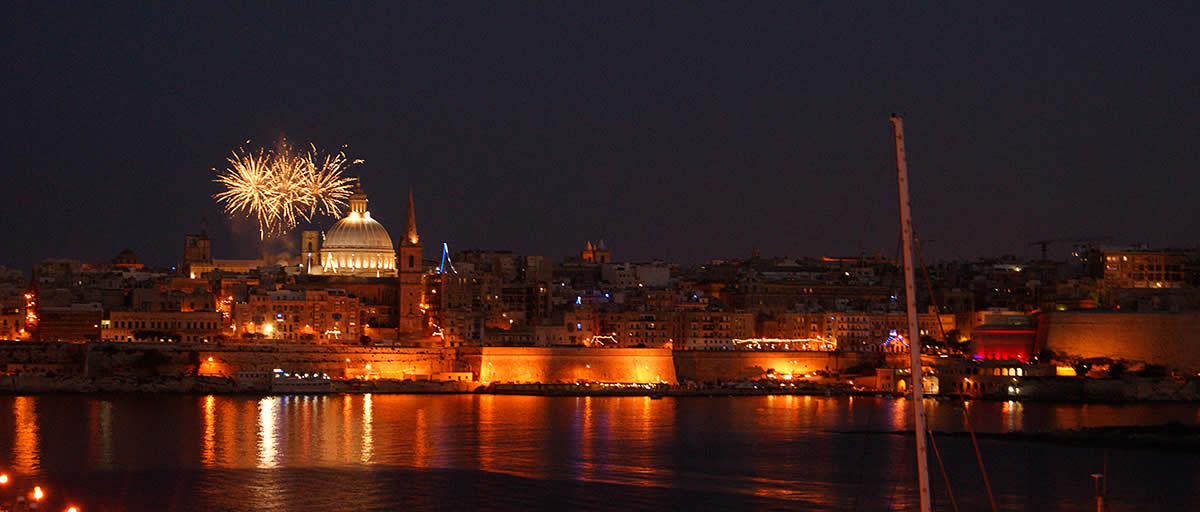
[202,395,215,466]
[257,396,279,468]
[0,395,1195,511]
[12,396,38,473]
[87,399,112,469]
[361,393,373,464]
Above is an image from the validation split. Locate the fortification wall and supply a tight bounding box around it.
[461,347,678,384]
[673,351,883,383]
[0,341,87,372]
[84,342,454,379]
[1039,312,1200,371]
[5,343,895,386]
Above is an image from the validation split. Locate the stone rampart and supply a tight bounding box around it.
[0,341,86,364]
[84,342,454,379]
[1038,312,1200,371]
[4,343,891,387]
[461,347,678,384]
[672,350,883,383]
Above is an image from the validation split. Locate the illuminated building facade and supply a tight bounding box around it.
[103,311,223,342]
[758,311,953,351]
[679,311,754,350]
[534,310,598,346]
[187,259,265,278]
[236,289,361,343]
[1102,249,1194,289]
[23,279,38,338]
[441,309,482,347]
[0,307,25,339]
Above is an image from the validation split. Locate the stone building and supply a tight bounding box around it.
[103,310,223,343]
[235,289,361,343]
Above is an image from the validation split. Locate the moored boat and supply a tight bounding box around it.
[270,369,333,394]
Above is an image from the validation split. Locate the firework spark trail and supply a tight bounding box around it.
[269,141,312,232]
[213,142,361,239]
[297,143,359,221]
[213,147,281,239]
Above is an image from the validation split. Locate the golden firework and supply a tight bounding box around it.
[213,141,361,239]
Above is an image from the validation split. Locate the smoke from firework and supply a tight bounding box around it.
[213,140,360,239]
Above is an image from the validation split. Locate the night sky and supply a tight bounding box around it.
[3,3,1197,271]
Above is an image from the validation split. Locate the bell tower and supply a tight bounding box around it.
[301,230,320,273]
[397,186,425,333]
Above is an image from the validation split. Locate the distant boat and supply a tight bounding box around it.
[270,369,333,394]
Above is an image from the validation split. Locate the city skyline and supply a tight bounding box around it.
[4,3,1197,271]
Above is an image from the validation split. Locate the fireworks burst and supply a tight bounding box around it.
[213,141,360,239]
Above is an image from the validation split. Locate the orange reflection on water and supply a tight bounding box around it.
[360,394,373,464]
[342,394,352,462]
[578,396,595,482]
[413,407,429,468]
[257,397,280,468]
[618,396,670,486]
[745,395,816,501]
[87,399,113,469]
[201,395,216,466]
[12,396,39,473]
[1002,400,1024,431]
[885,397,908,432]
[477,394,502,475]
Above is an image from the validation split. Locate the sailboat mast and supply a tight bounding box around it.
[890,115,933,512]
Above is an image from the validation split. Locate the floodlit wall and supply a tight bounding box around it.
[461,347,678,384]
[1038,312,1200,371]
[673,351,882,383]
[84,343,454,379]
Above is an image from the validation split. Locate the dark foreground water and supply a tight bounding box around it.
[0,394,1197,511]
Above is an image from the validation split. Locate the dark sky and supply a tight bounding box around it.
[3,3,1197,271]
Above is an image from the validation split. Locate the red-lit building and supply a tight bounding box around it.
[971,322,1037,361]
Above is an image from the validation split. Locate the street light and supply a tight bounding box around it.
[33,485,44,501]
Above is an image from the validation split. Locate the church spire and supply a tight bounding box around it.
[403,186,419,246]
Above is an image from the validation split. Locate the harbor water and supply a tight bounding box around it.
[0,394,1197,511]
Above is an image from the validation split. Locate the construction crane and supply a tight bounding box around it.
[1028,236,1111,261]
[438,242,457,274]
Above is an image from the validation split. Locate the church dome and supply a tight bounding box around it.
[323,212,394,251]
[317,186,397,277]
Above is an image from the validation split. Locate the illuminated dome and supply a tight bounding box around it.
[318,187,397,277]
[324,214,394,251]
